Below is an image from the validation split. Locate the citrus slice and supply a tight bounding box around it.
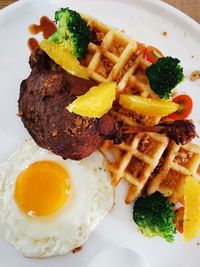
[66,82,116,118]
[40,40,88,79]
[119,95,179,117]
[184,176,200,241]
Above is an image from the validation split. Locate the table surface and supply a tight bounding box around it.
[0,0,200,23]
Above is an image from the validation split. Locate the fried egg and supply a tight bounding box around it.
[0,139,114,258]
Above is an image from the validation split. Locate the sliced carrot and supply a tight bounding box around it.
[169,95,193,120]
[174,207,184,234]
[143,45,163,64]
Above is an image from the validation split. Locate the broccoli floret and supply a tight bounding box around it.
[146,56,184,99]
[49,7,91,59]
[133,192,176,243]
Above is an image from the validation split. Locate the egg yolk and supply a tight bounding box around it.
[14,161,71,216]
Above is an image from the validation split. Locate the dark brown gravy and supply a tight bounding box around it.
[28,16,57,52]
[27,38,39,52]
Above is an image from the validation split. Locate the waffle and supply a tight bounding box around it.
[81,15,161,126]
[80,16,157,94]
[81,15,143,85]
[101,132,169,204]
[147,141,200,204]
[82,16,200,205]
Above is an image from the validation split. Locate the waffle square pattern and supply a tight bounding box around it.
[81,15,156,97]
[147,141,200,204]
[81,15,200,205]
[101,133,169,204]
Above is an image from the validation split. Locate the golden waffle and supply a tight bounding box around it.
[147,141,200,204]
[80,15,155,94]
[85,17,200,205]
[81,16,160,126]
[101,132,169,204]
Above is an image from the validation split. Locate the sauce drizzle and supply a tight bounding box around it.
[27,38,39,52]
[29,16,57,39]
[28,16,57,52]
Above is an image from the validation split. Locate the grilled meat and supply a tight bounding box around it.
[18,49,115,160]
[121,120,196,145]
[158,119,196,145]
[19,49,196,160]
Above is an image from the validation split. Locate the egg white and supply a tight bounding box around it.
[0,139,114,258]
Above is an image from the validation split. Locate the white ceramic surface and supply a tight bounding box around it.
[0,0,200,266]
[87,247,147,267]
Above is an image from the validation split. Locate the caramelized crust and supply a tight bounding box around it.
[19,49,115,160]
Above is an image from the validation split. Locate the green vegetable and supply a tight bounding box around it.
[49,7,91,59]
[146,56,184,99]
[133,192,176,243]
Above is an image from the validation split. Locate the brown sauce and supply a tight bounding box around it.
[27,16,57,52]
[27,38,39,52]
[29,16,57,39]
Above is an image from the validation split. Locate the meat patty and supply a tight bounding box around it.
[19,49,115,160]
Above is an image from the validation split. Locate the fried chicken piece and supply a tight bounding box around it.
[159,120,196,145]
[19,49,195,160]
[121,120,196,145]
[18,49,115,160]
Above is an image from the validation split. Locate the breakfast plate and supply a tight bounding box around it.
[0,0,200,266]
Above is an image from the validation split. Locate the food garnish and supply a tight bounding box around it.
[28,16,57,52]
[174,207,184,233]
[146,56,184,99]
[119,95,179,117]
[190,70,200,81]
[184,176,200,241]
[143,45,163,64]
[66,82,116,118]
[49,7,91,59]
[29,16,57,39]
[168,95,193,120]
[133,192,176,242]
[40,39,89,79]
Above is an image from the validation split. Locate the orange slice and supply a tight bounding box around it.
[119,95,179,117]
[66,82,116,118]
[40,40,89,79]
[184,176,200,241]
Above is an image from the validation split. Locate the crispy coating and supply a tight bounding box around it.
[159,120,196,145]
[19,49,115,160]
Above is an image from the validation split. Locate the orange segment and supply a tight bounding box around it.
[184,176,200,241]
[119,95,179,117]
[40,40,89,79]
[66,82,116,118]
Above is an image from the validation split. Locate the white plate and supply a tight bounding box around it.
[0,0,200,266]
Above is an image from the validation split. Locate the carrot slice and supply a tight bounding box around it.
[169,95,193,120]
[143,45,163,64]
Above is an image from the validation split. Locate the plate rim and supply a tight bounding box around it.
[0,0,200,35]
[0,1,200,266]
